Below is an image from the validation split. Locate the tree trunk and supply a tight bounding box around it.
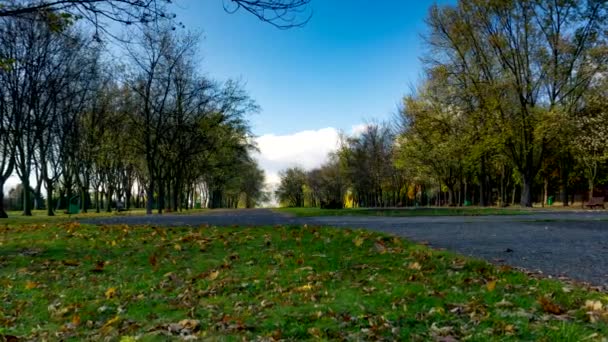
[95,190,100,213]
[561,186,569,207]
[157,180,164,214]
[512,186,516,206]
[22,181,32,216]
[543,177,549,207]
[81,187,88,213]
[34,181,42,210]
[447,187,455,206]
[146,181,154,215]
[126,188,132,210]
[172,181,179,212]
[479,157,487,207]
[46,180,54,216]
[589,178,594,201]
[0,179,7,218]
[520,175,533,207]
[106,188,113,212]
[560,156,570,207]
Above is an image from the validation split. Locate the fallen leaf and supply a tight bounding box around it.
[178,319,200,331]
[296,266,313,272]
[25,281,38,290]
[208,270,219,281]
[0,334,20,342]
[174,244,182,251]
[72,315,81,326]
[539,296,565,315]
[585,300,603,311]
[496,299,513,308]
[295,283,313,292]
[408,262,422,270]
[92,260,105,273]
[353,236,365,247]
[374,241,387,254]
[148,254,157,267]
[62,260,80,267]
[105,287,117,299]
[101,315,121,331]
[486,280,496,292]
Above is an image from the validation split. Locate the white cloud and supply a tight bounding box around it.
[253,127,341,188]
[4,175,21,194]
[350,123,369,136]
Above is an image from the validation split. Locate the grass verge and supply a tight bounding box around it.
[1,223,607,340]
[276,207,531,217]
[1,209,210,227]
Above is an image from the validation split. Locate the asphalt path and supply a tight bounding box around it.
[84,209,608,287]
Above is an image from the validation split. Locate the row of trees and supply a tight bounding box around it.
[275,124,406,208]
[276,0,608,208]
[0,0,316,217]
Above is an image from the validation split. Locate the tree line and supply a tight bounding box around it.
[276,0,608,209]
[0,0,312,217]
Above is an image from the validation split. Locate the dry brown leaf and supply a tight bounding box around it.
[208,270,219,281]
[25,281,38,290]
[148,254,157,268]
[539,296,565,315]
[374,241,387,254]
[585,300,603,311]
[62,260,80,267]
[178,319,200,331]
[409,262,422,270]
[91,260,105,273]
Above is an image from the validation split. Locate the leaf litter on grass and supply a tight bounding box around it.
[0,222,608,340]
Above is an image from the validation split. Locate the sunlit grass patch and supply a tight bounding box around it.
[0,223,606,340]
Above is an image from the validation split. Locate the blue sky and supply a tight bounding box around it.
[171,0,452,136]
[6,0,456,195]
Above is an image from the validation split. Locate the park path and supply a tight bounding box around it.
[85,209,608,287]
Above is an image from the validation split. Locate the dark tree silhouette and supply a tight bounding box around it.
[0,0,312,33]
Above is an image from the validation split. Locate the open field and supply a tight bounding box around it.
[2,222,608,340]
[275,207,534,217]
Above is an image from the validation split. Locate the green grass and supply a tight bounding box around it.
[1,208,210,227]
[1,223,607,340]
[276,207,532,217]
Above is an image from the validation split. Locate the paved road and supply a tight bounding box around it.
[85,209,608,287]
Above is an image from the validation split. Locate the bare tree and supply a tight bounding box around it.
[0,0,312,34]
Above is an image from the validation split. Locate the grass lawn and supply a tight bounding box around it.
[1,208,210,227]
[276,207,532,217]
[1,223,608,340]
